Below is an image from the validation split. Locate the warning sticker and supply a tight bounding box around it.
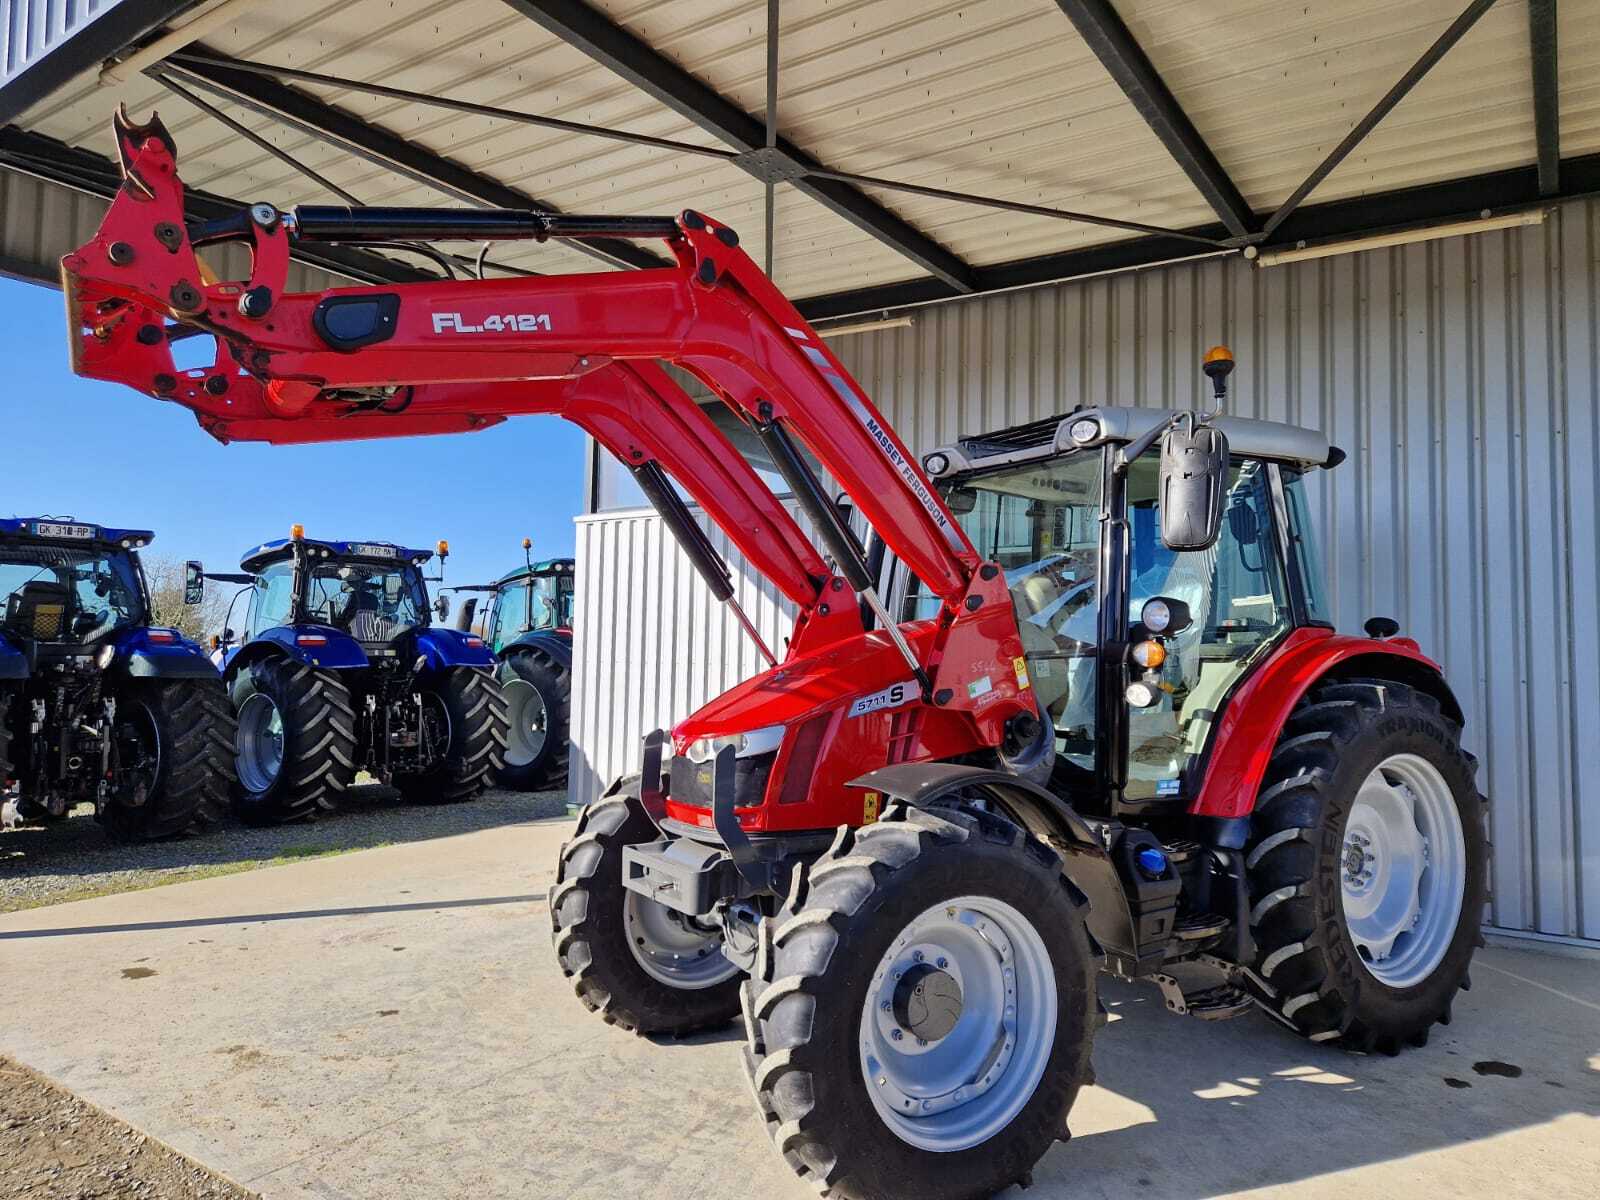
[967,675,993,700]
[1012,656,1031,690]
[863,792,881,824]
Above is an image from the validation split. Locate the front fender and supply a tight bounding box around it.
[113,628,220,680]
[1190,626,1461,823]
[416,626,495,671]
[0,632,27,680]
[849,763,1153,975]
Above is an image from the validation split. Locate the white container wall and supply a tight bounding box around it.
[572,197,1600,946]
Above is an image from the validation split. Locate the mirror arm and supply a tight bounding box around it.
[1117,411,1181,474]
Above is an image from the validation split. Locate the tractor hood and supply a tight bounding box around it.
[671,621,939,750]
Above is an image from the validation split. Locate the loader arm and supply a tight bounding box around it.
[63,113,977,611]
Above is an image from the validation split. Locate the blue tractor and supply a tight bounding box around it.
[0,516,234,840]
[445,542,573,792]
[203,528,509,824]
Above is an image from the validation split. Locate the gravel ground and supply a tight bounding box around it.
[0,1054,257,1199]
[0,784,570,913]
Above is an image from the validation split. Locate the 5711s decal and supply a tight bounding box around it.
[432,312,553,334]
[848,680,917,719]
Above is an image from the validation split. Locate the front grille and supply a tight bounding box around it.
[669,751,775,810]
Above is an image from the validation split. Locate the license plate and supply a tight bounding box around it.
[348,543,396,559]
[34,522,93,539]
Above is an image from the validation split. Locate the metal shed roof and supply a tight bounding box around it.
[2,0,1596,314]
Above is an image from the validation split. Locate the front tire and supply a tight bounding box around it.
[103,678,236,842]
[230,658,358,825]
[743,803,1096,1200]
[495,649,570,792]
[1247,677,1488,1053]
[551,783,742,1034]
[395,668,508,804]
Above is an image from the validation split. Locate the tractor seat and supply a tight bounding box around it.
[5,580,72,641]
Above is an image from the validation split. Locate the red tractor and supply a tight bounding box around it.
[65,111,1487,1200]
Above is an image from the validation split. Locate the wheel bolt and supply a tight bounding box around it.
[936,957,948,969]
[880,1001,891,1012]
[890,1029,903,1041]
[912,950,924,963]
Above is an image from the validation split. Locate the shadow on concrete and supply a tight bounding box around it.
[1028,972,1600,1197]
[0,785,571,890]
[0,891,548,940]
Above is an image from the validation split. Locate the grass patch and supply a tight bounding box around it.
[0,842,391,914]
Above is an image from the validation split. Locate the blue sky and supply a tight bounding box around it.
[0,274,588,593]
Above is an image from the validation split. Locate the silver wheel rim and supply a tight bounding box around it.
[235,692,284,794]
[624,890,739,989]
[859,895,1057,1152]
[503,678,547,767]
[1341,752,1467,988]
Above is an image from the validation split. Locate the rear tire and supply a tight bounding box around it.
[551,782,742,1034]
[0,684,14,813]
[494,648,570,792]
[102,678,236,842]
[396,668,508,804]
[743,802,1096,1200]
[230,657,358,825]
[1247,677,1488,1054]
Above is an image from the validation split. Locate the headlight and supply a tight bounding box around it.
[1068,418,1100,444]
[95,644,116,669]
[1125,681,1158,709]
[922,451,951,477]
[685,724,785,763]
[1141,597,1172,633]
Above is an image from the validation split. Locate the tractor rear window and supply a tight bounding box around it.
[0,545,144,642]
[306,560,427,640]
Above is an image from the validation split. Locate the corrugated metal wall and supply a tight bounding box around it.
[1,0,116,85]
[580,196,1600,945]
[1,168,349,291]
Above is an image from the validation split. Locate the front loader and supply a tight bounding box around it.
[62,110,1488,1200]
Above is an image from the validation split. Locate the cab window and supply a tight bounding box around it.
[249,560,296,636]
[1123,458,1291,802]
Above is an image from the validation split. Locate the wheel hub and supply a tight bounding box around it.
[1339,753,1467,988]
[892,962,964,1044]
[859,897,1056,1152]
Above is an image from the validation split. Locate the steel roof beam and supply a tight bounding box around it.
[500,0,977,292]
[1054,0,1254,240]
[797,151,1600,321]
[1262,0,1498,237]
[1529,0,1560,196]
[159,45,668,272]
[0,127,430,286]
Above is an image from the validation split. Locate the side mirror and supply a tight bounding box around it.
[1159,421,1229,551]
[833,491,855,529]
[183,561,205,606]
[221,627,236,646]
[433,595,450,622]
[946,486,978,515]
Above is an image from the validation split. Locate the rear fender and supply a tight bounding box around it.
[1190,627,1462,822]
[0,632,27,680]
[849,763,1146,975]
[498,629,572,671]
[112,627,219,680]
[415,626,495,671]
[227,626,367,678]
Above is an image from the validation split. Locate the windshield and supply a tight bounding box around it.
[0,542,145,643]
[904,449,1104,773]
[488,573,574,651]
[305,558,428,641]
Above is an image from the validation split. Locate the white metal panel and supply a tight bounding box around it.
[2,0,119,83]
[574,195,1600,944]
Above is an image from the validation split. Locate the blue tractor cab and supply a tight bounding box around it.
[442,543,573,792]
[204,527,508,823]
[0,516,234,839]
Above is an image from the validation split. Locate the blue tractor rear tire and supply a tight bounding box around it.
[230,657,358,825]
[102,678,236,842]
[396,668,508,804]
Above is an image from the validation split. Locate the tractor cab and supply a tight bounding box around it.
[0,517,155,659]
[480,558,575,653]
[909,399,1341,818]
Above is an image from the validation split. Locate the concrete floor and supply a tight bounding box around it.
[1,814,1596,1200]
